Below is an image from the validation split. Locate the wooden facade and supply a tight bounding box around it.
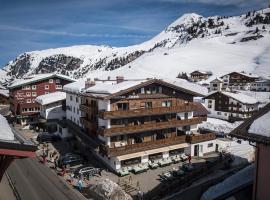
[79,80,210,157]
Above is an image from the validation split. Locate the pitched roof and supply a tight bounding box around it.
[210,78,223,83]
[0,89,9,98]
[93,79,206,99]
[193,103,210,116]
[35,91,66,105]
[230,103,270,145]
[220,72,259,79]
[8,73,74,89]
[204,91,258,104]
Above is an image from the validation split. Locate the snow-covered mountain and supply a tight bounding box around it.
[2,8,270,82]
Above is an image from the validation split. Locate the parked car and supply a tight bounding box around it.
[73,165,102,178]
[37,133,61,143]
[57,154,83,168]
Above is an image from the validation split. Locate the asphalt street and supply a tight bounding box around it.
[7,158,86,200]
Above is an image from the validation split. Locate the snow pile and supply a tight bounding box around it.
[36,91,66,105]
[223,140,255,165]
[89,178,132,200]
[248,110,270,137]
[0,114,14,141]
[199,118,243,135]
[200,164,254,200]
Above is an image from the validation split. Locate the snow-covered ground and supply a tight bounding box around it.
[0,114,14,141]
[199,117,243,135]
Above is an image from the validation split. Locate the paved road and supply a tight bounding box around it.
[7,158,86,200]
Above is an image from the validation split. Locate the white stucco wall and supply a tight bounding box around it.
[66,93,82,127]
[191,139,216,157]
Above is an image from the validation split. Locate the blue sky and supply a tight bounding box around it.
[0,0,269,67]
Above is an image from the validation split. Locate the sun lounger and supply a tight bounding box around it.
[118,168,129,176]
[180,153,188,161]
[148,161,159,169]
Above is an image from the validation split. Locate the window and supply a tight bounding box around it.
[76,97,78,103]
[70,95,73,101]
[22,85,30,90]
[32,85,36,90]
[217,112,221,115]
[145,102,152,108]
[56,85,62,89]
[208,105,212,109]
[77,108,79,114]
[26,99,31,103]
[162,100,172,107]
[56,79,60,83]
[45,85,49,90]
[140,88,145,94]
[32,92,37,97]
[73,107,75,113]
[49,79,53,83]
[208,143,213,148]
[26,92,31,97]
[32,99,35,103]
[117,103,129,110]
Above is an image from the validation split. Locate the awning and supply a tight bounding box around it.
[117,151,146,161]
[168,143,189,150]
[145,146,170,155]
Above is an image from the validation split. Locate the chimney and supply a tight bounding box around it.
[116,76,124,84]
[85,78,95,89]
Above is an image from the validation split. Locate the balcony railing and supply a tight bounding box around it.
[186,133,216,144]
[104,135,187,157]
[98,103,198,119]
[80,117,97,131]
[79,104,97,113]
[97,117,206,136]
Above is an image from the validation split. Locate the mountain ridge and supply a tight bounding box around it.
[1,7,270,83]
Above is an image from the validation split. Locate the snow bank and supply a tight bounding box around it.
[248,110,270,137]
[89,178,132,200]
[0,114,14,141]
[36,91,66,105]
[200,165,254,200]
[199,118,242,135]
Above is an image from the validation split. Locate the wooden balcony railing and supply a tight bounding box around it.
[97,117,206,136]
[186,133,216,144]
[98,103,198,119]
[80,117,97,131]
[104,135,187,157]
[79,104,97,113]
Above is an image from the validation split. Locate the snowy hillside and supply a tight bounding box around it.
[2,7,270,82]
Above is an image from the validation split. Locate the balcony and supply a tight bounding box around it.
[97,117,206,136]
[98,103,198,119]
[104,135,187,157]
[80,117,97,131]
[186,133,216,144]
[79,104,93,113]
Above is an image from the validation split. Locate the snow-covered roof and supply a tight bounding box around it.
[0,89,9,97]
[191,70,212,75]
[248,110,270,137]
[210,78,223,83]
[221,72,259,79]
[8,73,74,89]
[35,91,66,105]
[222,91,258,104]
[0,114,14,141]
[85,79,148,94]
[206,91,258,104]
[63,79,86,94]
[201,165,254,200]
